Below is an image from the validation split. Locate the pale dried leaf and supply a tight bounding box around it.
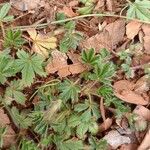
[103,130,131,149]
[138,129,150,150]
[11,0,43,11]
[133,105,150,121]
[99,118,113,132]
[126,21,142,39]
[115,90,148,105]
[27,29,57,58]
[105,20,125,47]
[81,30,112,52]
[69,1,79,7]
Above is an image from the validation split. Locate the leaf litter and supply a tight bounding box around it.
[0,0,150,149]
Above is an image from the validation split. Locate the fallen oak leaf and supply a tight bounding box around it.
[27,29,57,58]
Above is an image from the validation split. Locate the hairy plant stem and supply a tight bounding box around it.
[13,13,150,31]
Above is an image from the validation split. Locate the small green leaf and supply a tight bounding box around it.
[76,122,89,138]
[5,80,26,105]
[0,3,11,20]
[59,80,80,103]
[15,50,46,86]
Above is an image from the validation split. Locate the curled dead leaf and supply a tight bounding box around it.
[46,50,86,77]
[126,21,142,39]
[113,80,135,93]
[115,90,148,105]
[27,29,57,58]
[99,118,113,132]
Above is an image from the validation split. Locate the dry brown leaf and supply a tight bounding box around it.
[143,36,150,54]
[126,21,142,39]
[94,0,105,11]
[46,50,86,77]
[62,6,78,17]
[105,20,125,47]
[11,0,43,11]
[27,29,57,58]
[81,20,125,52]
[138,129,150,150]
[142,24,150,54]
[120,144,138,150]
[104,130,131,149]
[133,105,150,121]
[81,30,112,52]
[113,80,135,93]
[0,109,16,148]
[99,118,113,132]
[115,90,148,105]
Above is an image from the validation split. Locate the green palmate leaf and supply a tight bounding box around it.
[127,0,150,21]
[60,32,83,53]
[15,50,46,86]
[59,80,80,103]
[0,3,13,22]
[76,122,89,138]
[82,48,100,66]
[0,50,16,84]
[5,80,26,105]
[4,29,25,48]
[19,138,39,150]
[74,100,100,122]
[89,137,108,150]
[11,107,32,129]
[89,62,116,84]
[53,135,83,150]
[67,114,81,128]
